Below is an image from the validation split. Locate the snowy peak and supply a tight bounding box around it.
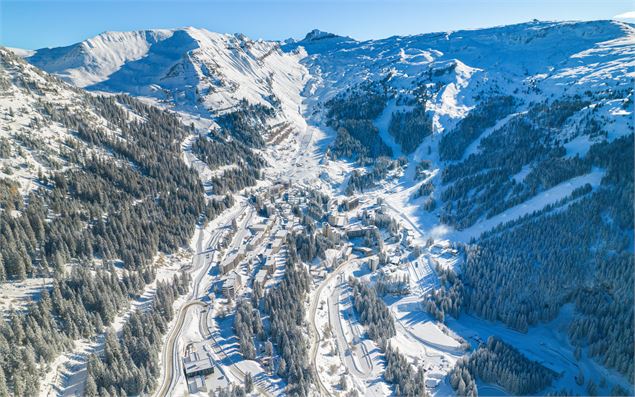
[27,28,309,118]
[28,29,174,86]
[302,29,342,42]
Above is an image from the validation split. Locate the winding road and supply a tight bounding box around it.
[328,279,373,379]
[199,307,275,397]
[154,203,248,397]
[155,300,206,397]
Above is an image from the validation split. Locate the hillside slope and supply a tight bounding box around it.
[16,19,635,396]
[28,27,308,122]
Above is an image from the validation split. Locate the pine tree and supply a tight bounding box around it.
[244,372,253,393]
[0,369,8,397]
[85,373,98,397]
[0,253,5,282]
[277,358,287,377]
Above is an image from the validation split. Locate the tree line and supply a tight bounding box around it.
[450,336,558,396]
[85,272,191,396]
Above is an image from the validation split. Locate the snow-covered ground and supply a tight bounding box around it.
[448,168,606,242]
[41,247,194,397]
[448,304,634,396]
[5,18,634,397]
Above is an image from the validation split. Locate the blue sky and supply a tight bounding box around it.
[2,0,634,49]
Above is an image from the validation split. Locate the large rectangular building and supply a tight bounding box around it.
[221,271,243,299]
[183,347,214,378]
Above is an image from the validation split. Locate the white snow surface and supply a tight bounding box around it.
[8,19,635,396]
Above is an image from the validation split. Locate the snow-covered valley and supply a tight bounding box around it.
[1,18,633,397]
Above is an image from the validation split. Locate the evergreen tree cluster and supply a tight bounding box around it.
[383,343,428,397]
[191,100,284,195]
[0,51,242,394]
[204,194,236,223]
[439,95,620,229]
[412,180,434,200]
[423,265,463,322]
[86,272,191,396]
[0,265,154,396]
[206,166,262,195]
[388,104,433,154]
[326,82,392,162]
[263,260,313,396]
[233,299,263,360]
[439,95,515,161]
[345,157,407,195]
[450,336,557,396]
[1,92,208,280]
[460,135,634,380]
[191,132,266,171]
[288,230,338,263]
[215,99,275,149]
[349,278,396,344]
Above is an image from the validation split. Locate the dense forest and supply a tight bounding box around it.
[191,99,273,195]
[263,258,313,396]
[0,265,157,395]
[0,50,260,395]
[0,82,208,394]
[439,95,515,161]
[450,336,558,396]
[86,273,190,396]
[460,135,634,381]
[388,104,433,154]
[349,278,395,344]
[423,265,463,322]
[439,94,612,229]
[384,343,428,397]
[0,92,206,280]
[233,299,264,360]
[326,82,392,162]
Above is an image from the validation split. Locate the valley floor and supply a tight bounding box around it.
[151,92,633,397]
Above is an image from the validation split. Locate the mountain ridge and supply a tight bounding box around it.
[2,18,633,397]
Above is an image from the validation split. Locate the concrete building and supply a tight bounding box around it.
[254,268,269,286]
[221,271,243,299]
[220,248,245,274]
[346,197,360,210]
[328,214,347,228]
[353,246,373,257]
[271,237,284,254]
[346,224,377,239]
[262,255,276,273]
[183,347,214,378]
[187,376,207,394]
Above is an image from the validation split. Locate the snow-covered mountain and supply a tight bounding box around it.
[28,27,308,122]
[289,19,634,129]
[25,20,633,138]
[9,19,635,396]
